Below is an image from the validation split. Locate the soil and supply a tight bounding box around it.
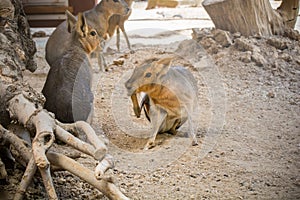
[1,2,300,200]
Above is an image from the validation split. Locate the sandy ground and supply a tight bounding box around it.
[1,1,299,199]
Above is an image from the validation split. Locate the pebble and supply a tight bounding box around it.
[57,177,66,185]
[212,29,232,47]
[239,51,252,63]
[267,37,288,50]
[251,52,267,67]
[199,37,216,49]
[234,38,255,52]
[267,92,275,98]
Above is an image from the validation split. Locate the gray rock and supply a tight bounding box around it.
[234,38,255,52]
[267,37,288,50]
[239,51,252,63]
[232,32,242,39]
[192,28,213,41]
[251,52,267,67]
[212,29,232,47]
[199,37,216,49]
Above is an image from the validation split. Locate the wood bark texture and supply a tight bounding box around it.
[202,0,299,36]
[277,0,299,28]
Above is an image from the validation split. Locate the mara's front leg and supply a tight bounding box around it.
[144,105,167,150]
[96,42,107,72]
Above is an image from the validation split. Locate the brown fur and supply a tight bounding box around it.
[42,12,100,123]
[46,0,130,70]
[125,57,198,149]
[106,0,133,51]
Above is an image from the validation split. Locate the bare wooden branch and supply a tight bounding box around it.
[3,94,128,199]
[7,94,42,129]
[57,121,108,160]
[47,152,130,200]
[2,122,128,199]
[38,167,58,200]
[55,125,97,158]
[32,131,57,199]
[0,124,31,162]
[32,131,54,168]
[95,154,115,179]
[8,94,58,199]
[14,157,37,200]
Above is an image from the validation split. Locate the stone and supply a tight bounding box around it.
[239,51,252,63]
[199,37,216,49]
[267,37,288,50]
[192,28,213,41]
[234,38,255,52]
[251,52,267,67]
[232,32,242,39]
[212,29,232,47]
[267,92,275,98]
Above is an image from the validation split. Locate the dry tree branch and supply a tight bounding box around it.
[47,152,129,200]
[14,157,37,200]
[8,93,58,199]
[57,121,108,160]
[95,154,115,179]
[1,122,129,200]
[1,93,129,199]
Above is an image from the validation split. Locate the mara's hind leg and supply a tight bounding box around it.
[169,119,181,135]
[144,106,167,150]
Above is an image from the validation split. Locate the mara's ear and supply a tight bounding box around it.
[153,57,173,76]
[76,12,88,37]
[66,10,77,33]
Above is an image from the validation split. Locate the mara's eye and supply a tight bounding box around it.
[145,72,152,78]
[113,0,119,2]
[90,31,97,36]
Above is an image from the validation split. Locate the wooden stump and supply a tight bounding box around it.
[202,0,299,36]
[277,0,299,29]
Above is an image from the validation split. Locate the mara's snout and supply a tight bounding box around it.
[125,80,134,96]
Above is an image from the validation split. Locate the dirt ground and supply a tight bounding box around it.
[1,2,300,200]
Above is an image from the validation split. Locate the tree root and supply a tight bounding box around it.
[0,93,129,200]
